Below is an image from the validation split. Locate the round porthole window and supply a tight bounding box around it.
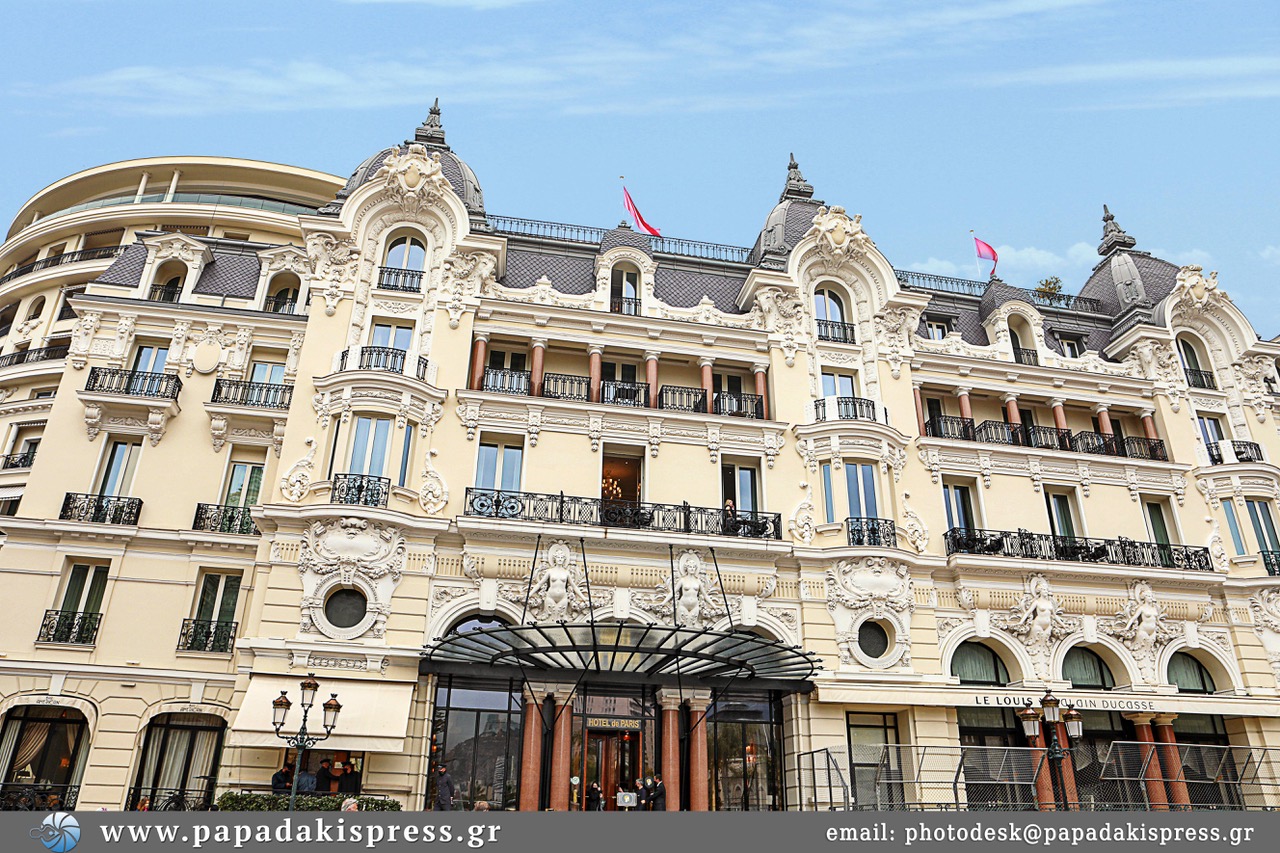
[857,620,891,659]
[324,589,368,629]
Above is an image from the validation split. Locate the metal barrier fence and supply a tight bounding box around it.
[796,748,850,811]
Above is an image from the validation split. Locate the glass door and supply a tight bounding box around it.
[348,417,393,477]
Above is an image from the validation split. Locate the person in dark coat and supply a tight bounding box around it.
[315,758,334,793]
[271,763,293,795]
[296,765,317,793]
[434,763,457,811]
[585,781,602,812]
[338,763,362,795]
[650,774,667,811]
[634,778,649,812]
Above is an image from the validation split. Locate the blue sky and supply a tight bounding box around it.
[3,1,1279,330]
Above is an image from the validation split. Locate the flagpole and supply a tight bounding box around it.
[969,229,982,279]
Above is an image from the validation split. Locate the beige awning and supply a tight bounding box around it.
[228,674,415,753]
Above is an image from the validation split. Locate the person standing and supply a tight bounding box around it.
[651,774,667,811]
[295,764,317,794]
[338,761,362,796]
[315,758,334,794]
[434,763,456,811]
[634,778,649,812]
[585,781,601,812]
[271,763,293,795]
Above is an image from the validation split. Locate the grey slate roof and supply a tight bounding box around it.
[599,223,653,255]
[502,248,596,293]
[1077,251,1181,317]
[96,242,148,286]
[654,267,748,311]
[192,253,261,298]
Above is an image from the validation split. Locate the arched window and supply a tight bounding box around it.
[0,705,90,805]
[385,234,427,271]
[446,614,509,635]
[129,713,226,810]
[1008,316,1038,365]
[150,260,186,303]
[25,297,45,321]
[1063,646,1115,690]
[266,272,301,314]
[950,640,1011,686]
[1177,336,1216,389]
[814,288,845,323]
[610,263,640,315]
[1168,651,1216,694]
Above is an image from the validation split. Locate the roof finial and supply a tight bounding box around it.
[413,98,449,149]
[1098,203,1136,255]
[780,153,814,202]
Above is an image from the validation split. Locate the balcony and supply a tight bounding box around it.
[610,296,641,316]
[542,372,590,401]
[36,609,102,644]
[482,367,531,395]
[60,492,142,524]
[192,503,258,535]
[1122,436,1169,461]
[1185,368,1217,390]
[814,396,876,422]
[1263,551,1280,576]
[147,284,181,303]
[847,517,897,547]
[1023,425,1073,451]
[713,391,764,419]
[602,379,649,408]
[1012,347,1039,366]
[0,245,123,286]
[211,378,292,410]
[464,488,782,539]
[930,417,1170,462]
[925,415,976,441]
[658,384,707,413]
[1208,440,1263,465]
[0,344,70,369]
[944,527,1213,571]
[263,294,297,314]
[0,783,80,811]
[331,473,390,508]
[0,449,35,469]
[339,346,405,373]
[85,367,182,399]
[377,266,423,293]
[177,618,238,654]
[816,319,858,344]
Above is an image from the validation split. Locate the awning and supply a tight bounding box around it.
[423,622,819,691]
[0,486,24,502]
[228,674,415,753]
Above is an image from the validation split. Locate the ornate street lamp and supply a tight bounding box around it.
[1018,690,1081,810]
[272,673,341,812]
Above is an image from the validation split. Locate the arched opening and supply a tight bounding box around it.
[610,262,640,315]
[0,304,16,337]
[150,260,186,303]
[446,614,510,635]
[1008,314,1038,366]
[265,272,300,314]
[24,297,45,322]
[1176,335,1216,389]
[950,639,1013,686]
[814,286,856,343]
[0,705,90,809]
[1062,646,1116,690]
[128,712,226,810]
[384,233,427,271]
[1168,651,1216,694]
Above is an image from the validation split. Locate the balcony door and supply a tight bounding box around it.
[476,441,522,492]
[99,440,141,496]
[721,462,759,514]
[371,323,412,352]
[249,362,285,384]
[130,713,226,810]
[60,564,108,616]
[132,345,168,374]
[223,462,264,508]
[821,373,856,398]
[1197,416,1225,446]
[194,572,241,628]
[1045,491,1077,539]
[348,416,394,478]
[943,483,975,532]
[1247,500,1280,552]
[0,706,89,794]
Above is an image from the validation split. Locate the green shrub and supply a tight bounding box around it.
[215,792,402,812]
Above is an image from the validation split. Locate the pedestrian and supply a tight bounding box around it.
[585,781,601,812]
[315,758,334,794]
[271,762,293,795]
[296,764,317,793]
[651,774,667,811]
[434,763,456,811]
[634,778,649,812]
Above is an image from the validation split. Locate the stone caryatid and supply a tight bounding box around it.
[641,549,726,629]
[991,574,1079,681]
[522,540,591,623]
[1100,580,1178,684]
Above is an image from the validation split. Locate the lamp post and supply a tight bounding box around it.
[272,673,342,812]
[1018,690,1084,810]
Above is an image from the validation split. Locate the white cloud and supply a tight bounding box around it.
[905,257,961,277]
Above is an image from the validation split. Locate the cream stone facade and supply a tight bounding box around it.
[1,106,1279,813]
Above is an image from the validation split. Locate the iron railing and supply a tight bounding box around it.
[1012,347,1039,366]
[814,396,877,422]
[542,372,590,401]
[894,269,1105,313]
[0,783,80,811]
[1208,440,1263,465]
[60,492,142,524]
[1068,431,1125,457]
[1,449,35,469]
[1123,436,1169,461]
[601,379,650,408]
[416,356,431,383]
[488,214,752,262]
[148,284,181,303]
[925,415,976,441]
[192,503,258,535]
[0,245,124,286]
[944,527,1214,571]
[377,266,424,292]
[713,391,764,419]
[263,294,297,314]
[340,346,406,373]
[211,378,292,409]
[1023,425,1073,451]
[464,488,782,539]
[37,609,102,644]
[816,320,858,344]
[0,343,70,369]
[482,368,531,395]
[929,418,1170,462]
[331,474,390,508]
[85,367,182,399]
[1185,368,1217,389]
[658,384,708,413]
[610,296,641,316]
[177,618,238,654]
[973,420,1024,445]
[847,517,897,547]
[1263,551,1280,576]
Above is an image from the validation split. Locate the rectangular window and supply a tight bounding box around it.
[847,713,901,808]
[61,564,108,614]
[348,416,393,477]
[721,462,759,513]
[98,439,141,496]
[925,319,950,340]
[943,482,975,531]
[926,398,944,422]
[1145,500,1172,545]
[223,462,264,507]
[250,361,286,384]
[487,349,527,372]
[846,463,878,519]
[1060,336,1084,359]
[1197,416,1225,445]
[194,572,241,623]
[821,373,856,398]
[371,323,412,351]
[131,345,168,373]
[475,440,523,492]
[821,463,835,524]
[1247,500,1280,551]
[399,429,413,488]
[602,362,638,384]
[1223,501,1246,555]
[1045,491,1077,538]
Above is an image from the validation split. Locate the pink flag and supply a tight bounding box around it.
[623,187,661,236]
[973,236,998,277]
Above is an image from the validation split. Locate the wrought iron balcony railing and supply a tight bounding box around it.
[332,473,390,508]
[0,783,80,811]
[0,245,124,286]
[1012,347,1039,366]
[37,609,102,644]
[847,517,897,547]
[464,488,782,539]
[482,368,531,396]
[542,372,590,401]
[974,420,1024,445]
[1185,368,1217,389]
[925,415,976,441]
[658,384,708,413]
[1069,431,1125,457]
[602,379,650,408]
[85,367,182,399]
[1023,425,1073,451]
[177,618,238,654]
[1263,551,1280,577]
[416,356,431,383]
[816,319,858,344]
[148,284,181,303]
[1123,436,1169,461]
[944,527,1213,571]
[211,378,292,409]
[1,449,35,469]
[713,391,764,419]
[0,343,70,369]
[60,492,142,524]
[126,784,216,812]
[610,296,641,316]
[927,417,1171,463]
[339,346,406,373]
[377,266,424,292]
[814,396,877,422]
[192,503,258,535]
[263,293,297,314]
[1208,440,1263,465]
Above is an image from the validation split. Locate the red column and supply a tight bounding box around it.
[1140,409,1159,440]
[645,351,660,409]
[1054,721,1079,809]
[518,691,545,811]
[699,357,715,415]
[1153,715,1191,809]
[588,346,603,405]
[1094,404,1114,436]
[688,693,711,810]
[469,334,489,391]
[658,689,682,810]
[530,339,547,398]
[753,364,769,420]
[549,693,573,811]
[1003,393,1021,425]
[954,387,973,421]
[1026,730,1056,811]
[1126,714,1169,811]
[1050,398,1068,431]
[912,382,926,435]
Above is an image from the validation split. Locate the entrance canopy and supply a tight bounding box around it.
[422,622,819,691]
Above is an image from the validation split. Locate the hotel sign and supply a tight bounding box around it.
[586,716,642,731]
[970,693,1157,712]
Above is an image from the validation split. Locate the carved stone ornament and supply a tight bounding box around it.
[898,491,929,554]
[501,539,592,623]
[1099,579,1178,684]
[304,232,359,317]
[441,250,497,329]
[1171,265,1226,314]
[69,310,101,369]
[825,556,914,669]
[789,481,817,545]
[375,143,454,217]
[418,448,449,515]
[635,549,726,629]
[1248,589,1280,683]
[1233,355,1276,423]
[873,306,922,380]
[280,437,318,503]
[990,574,1080,682]
[297,517,407,641]
[804,206,873,270]
[752,286,807,367]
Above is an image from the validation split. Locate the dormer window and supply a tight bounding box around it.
[610,264,640,315]
[265,272,301,314]
[25,296,45,322]
[149,260,186,303]
[925,318,950,340]
[380,233,427,292]
[1060,335,1084,359]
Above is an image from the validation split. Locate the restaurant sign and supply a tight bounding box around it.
[586,716,643,731]
[970,693,1158,712]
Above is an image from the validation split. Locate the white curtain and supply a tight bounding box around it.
[156,730,191,790]
[11,722,50,780]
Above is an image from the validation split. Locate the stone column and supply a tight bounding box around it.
[1153,714,1191,808]
[1140,408,1159,440]
[1124,713,1169,811]
[1093,403,1114,436]
[549,687,575,811]
[912,381,926,436]
[954,387,973,421]
[657,689,684,810]
[588,345,604,405]
[753,363,770,420]
[1026,729,1056,811]
[530,338,547,398]
[687,690,712,811]
[1002,393,1021,425]
[699,357,715,415]
[1050,397,1068,431]
[469,333,489,392]
[644,351,660,409]
[518,687,547,812]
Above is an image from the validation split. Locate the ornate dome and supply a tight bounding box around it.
[1076,205,1180,318]
[317,100,487,226]
[749,154,823,270]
